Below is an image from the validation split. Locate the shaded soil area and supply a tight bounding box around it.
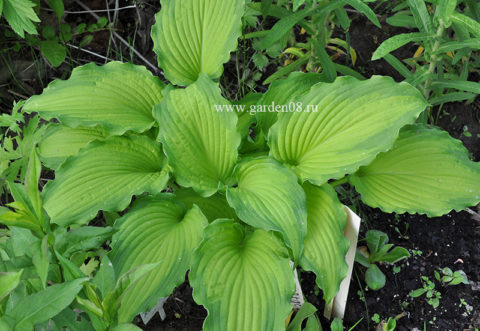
[342,208,480,330]
[136,281,207,331]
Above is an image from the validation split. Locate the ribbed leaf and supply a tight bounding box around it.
[110,195,207,322]
[151,0,244,85]
[174,188,237,222]
[39,124,107,169]
[350,125,480,216]
[226,157,307,261]
[269,76,427,186]
[155,74,240,197]
[43,136,168,226]
[300,183,349,303]
[23,62,164,135]
[190,219,295,331]
[256,72,323,134]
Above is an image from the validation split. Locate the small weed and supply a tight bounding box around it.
[459,298,473,315]
[434,267,469,286]
[409,276,442,309]
[411,249,423,256]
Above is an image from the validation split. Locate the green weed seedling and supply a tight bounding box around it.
[435,267,469,285]
[372,312,407,331]
[410,276,442,309]
[356,230,410,290]
[459,298,473,315]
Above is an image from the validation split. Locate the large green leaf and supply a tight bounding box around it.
[23,62,164,135]
[190,219,295,331]
[174,188,237,222]
[155,74,240,197]
[151,0,244,85]
[350,125,480,216]
[4,278,87,329]
[269,76,427,186]
[109,196,207,322]
[256,72,323,134]
[43,136,168,226]
[300,183,349,303]
[226,156,307,261]
[39,124,107,169]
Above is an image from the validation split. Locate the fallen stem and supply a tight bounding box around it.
[465,207,480,223]
[73,0,161,75]
[41,5,137,14]
[66,43,114,62]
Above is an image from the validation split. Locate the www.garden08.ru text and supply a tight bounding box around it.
[214,102,320,115]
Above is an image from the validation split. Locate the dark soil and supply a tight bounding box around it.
[136,281,207,331]
[342,208,480,330]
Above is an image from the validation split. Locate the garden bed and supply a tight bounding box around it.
[131,12,480,331]
[1,1,479,330]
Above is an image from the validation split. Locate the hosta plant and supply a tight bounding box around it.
[1,0,480,330]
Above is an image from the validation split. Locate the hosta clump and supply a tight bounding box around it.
[1,0,479,330]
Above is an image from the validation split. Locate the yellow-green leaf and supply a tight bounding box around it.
[43,136,168,226]
[155,74,240,197]
[152,0,244,85]
[23,62,164,135]
[39,124,107,169]
[300,183,349,303]
[190,219,295,331]
[269,76,427,186]
[350,125,480,216]
[110,196,207,322]
[226,156,307,261]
